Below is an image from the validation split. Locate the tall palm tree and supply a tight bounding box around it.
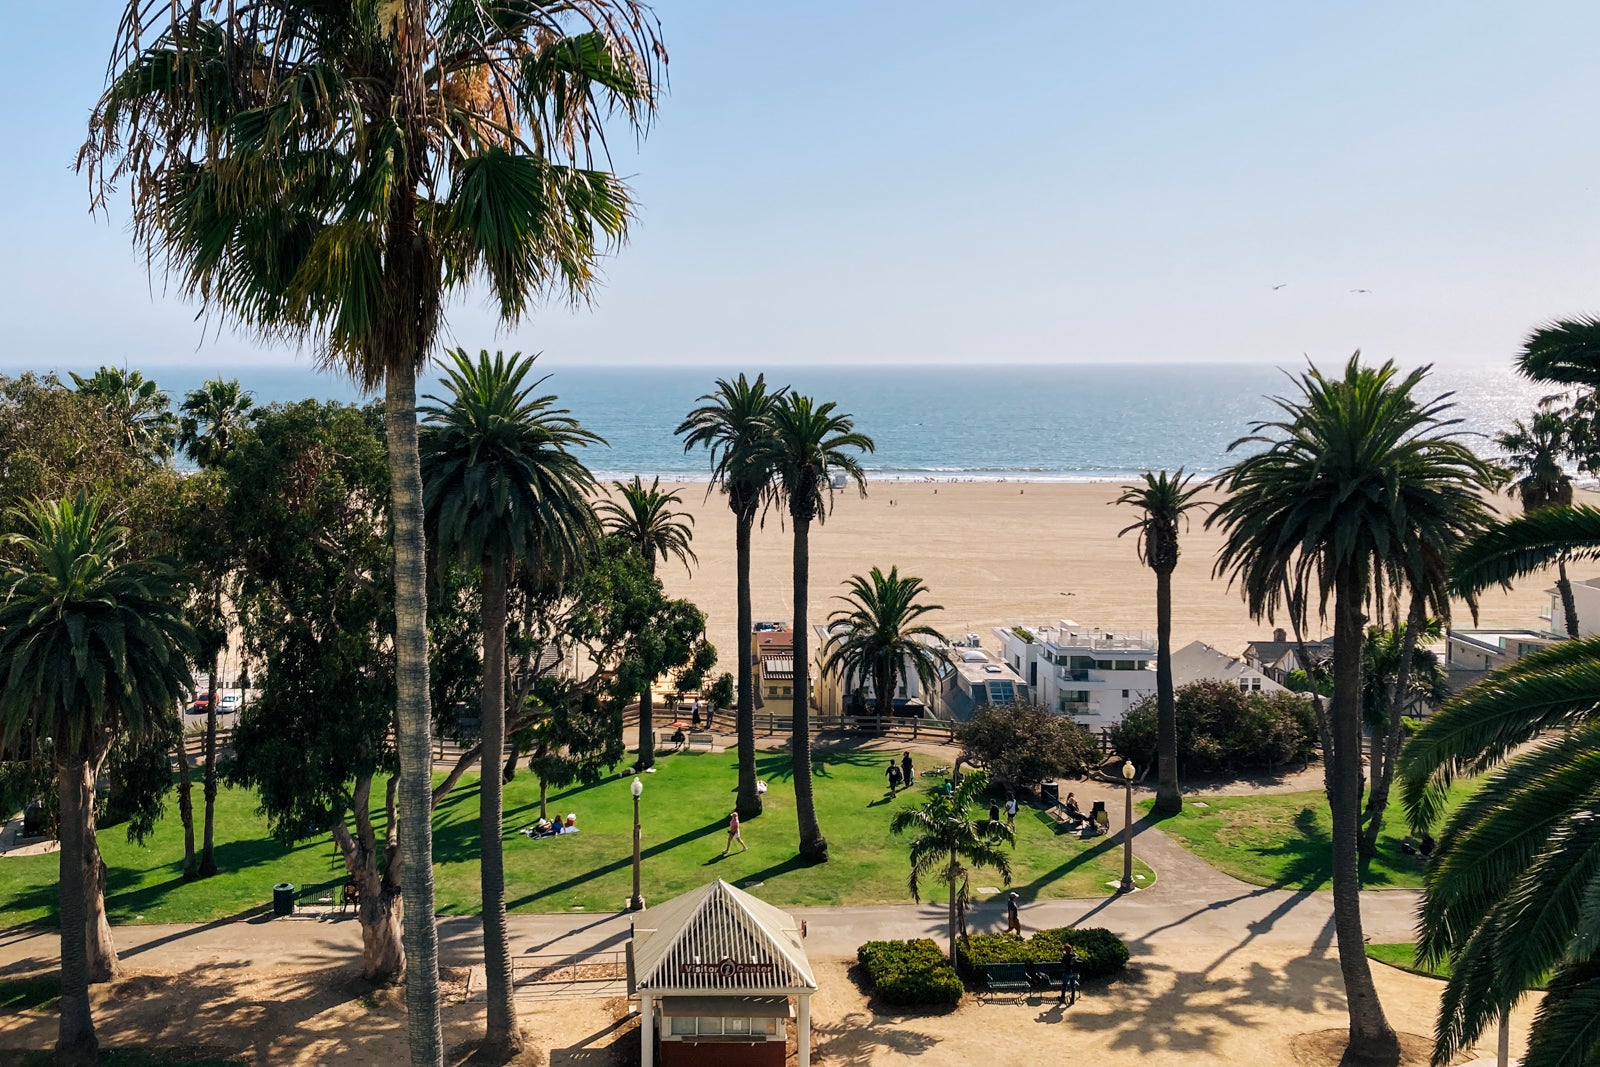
[70,366,177,464]
[757,394,873,863]
[1208,355,1497,1063]
[86,7,662,1061]
[0,493,195,1067]
[177,377,255,878]
[677,375,786,818]
[598,476,696,770]
[421,348,599,1059]
[1398,636,1600,1067]
[821,567,945,716]
[1115,469,1207,814]
[1497,407,1579,635]
[889,768,1013,965]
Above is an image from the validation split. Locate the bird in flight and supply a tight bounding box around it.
[1271,283,1288,290]
[1349,288,1372,294]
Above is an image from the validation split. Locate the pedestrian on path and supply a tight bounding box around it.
[1058,940,1080,1006]
[722,811,747,855]
[1005,892,1023,936]
[900,750,913,785]
[887,760,902,794]
[1005,795,1018,830]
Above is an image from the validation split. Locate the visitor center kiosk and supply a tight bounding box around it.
[629,879,817,1067]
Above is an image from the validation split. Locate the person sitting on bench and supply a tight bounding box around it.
[671,727,687,750]
[1063,792,1086,827]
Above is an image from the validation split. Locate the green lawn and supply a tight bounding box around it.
[1365,943,1449,980]
[0,749,1149,926]
[1140,782,1473,891]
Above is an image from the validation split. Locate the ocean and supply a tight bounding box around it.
[77,361,1553,482]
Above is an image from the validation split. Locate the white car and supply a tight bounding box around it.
[218,693,244,713]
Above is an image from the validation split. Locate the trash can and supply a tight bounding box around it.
[272,882,296,917]
[1041,779,1060,806]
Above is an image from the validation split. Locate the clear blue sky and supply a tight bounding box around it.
[4,1,1600,369]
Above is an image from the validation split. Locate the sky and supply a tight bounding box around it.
[3,1,1600,370]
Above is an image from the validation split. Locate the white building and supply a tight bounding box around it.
[810,627,1026,721]
[990,621,1156,726]
[1542,577,1600,637]
[1170,640,1287,694]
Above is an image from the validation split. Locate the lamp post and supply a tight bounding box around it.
[1119,760,1137,893]
[629,776,646,911]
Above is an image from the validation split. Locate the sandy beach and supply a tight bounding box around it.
[650,479,1574,676]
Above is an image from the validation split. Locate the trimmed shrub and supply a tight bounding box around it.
[1108,680,1317,775]
[957,927,1130,980]
[857,938,964,1007]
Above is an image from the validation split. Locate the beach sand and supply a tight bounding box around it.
[650,479,1575,674]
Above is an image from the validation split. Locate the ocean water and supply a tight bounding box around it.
[112,361,1550,482]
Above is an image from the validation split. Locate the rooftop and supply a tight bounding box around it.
[998,621,1155,651]
[1451,628,1558,653]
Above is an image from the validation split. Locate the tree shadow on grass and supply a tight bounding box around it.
[503,818,726,910]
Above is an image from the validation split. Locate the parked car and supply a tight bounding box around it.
[218,693,243,713]
[186,696,211,715]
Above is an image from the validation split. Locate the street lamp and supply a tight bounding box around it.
[629,776,646,911]
[1119,760,1137,893]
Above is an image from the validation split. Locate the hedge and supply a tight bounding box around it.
[957,927,1129,980]
[856,938,964,1007]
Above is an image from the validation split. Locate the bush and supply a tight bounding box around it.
[957,703,1100,795]
[857,939,964,1007]
[1107,680,1317,775]
[957,927,1130,980]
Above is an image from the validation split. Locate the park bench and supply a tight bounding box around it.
[1026,962,1082,1000]
[686,731,715,751]
[980,963,1034,1001]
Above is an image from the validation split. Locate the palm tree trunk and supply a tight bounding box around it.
[84,736,117,985]
[1360,596,1423,858]
[386,360,443,1067]
[946,854,959,966]
[479,557,522,1057]
[636,683,656,771]
[175,731,196,880]
[199,663,219,877]
[792,517,828,863]
[736,509,762,818]
[1154,565,1181,813]
[1558,558,1580,637]
[56,757,98,1066]
[1330,570,1399,1059]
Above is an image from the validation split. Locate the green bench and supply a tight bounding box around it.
[980,962,1034,1000]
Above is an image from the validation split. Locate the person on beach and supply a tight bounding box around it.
[900,751,913,785]
[1005,795,1018,829]
[1059,941,1080,1005]
[722,811,747,855]
[887,761,902,793]
[1005,892,1023,936]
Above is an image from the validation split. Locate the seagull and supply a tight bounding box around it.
[1349,288,1372,294]
[1271,283,1288,290]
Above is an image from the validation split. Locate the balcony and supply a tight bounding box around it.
[1058,668,1092,682]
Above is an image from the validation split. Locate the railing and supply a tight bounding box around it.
[756,712,959,743]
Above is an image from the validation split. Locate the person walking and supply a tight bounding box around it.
[989,800,1001,827]
[1005,795,1018,830]
[1058,940,1080,1006]
[886,760,902,794]
[900,750,913,785]
[722,811,747,855]
[1004,892,1023,936]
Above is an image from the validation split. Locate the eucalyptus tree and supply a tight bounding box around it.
[757,394,873,863]
[889,769,1013,965]
[70,366,177,464]
[85,4,664,1060]
[1208,355,1497,1063]
[821,566,945,716]
[597,475,695,769]
[1115,469,1207,814]
[677,374,785,818]
[421,348,599,1058]
[0,493,195,1066]
[1497,407,1580,635]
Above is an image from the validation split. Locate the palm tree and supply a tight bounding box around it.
[889,768,1013,965]
[177,378,255,470]
[0,493,195,1066]
[1358,611,1446,856]
[821,567,945,716]
[1497,407,1579,635]
[421,348,599,1059]
[598,476,696,770]
[70,366,177,464]
[1115,469,1207,814]
[177,377,255,878]
[758,394,874,863]
[1398,637,1600,1067]
[677,375,786,818]
[1208,355,1497,1063]
[86,7,662,1061]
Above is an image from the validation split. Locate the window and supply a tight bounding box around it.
[696,1018,724,1036]
[754,1018,779,1036]
[1096,660,1113,670]
[724,1018,750,1035]
[1071,656,1095,670]
[670,1017,697,1036]
[1121,690,1128,699]
[989,681,1016,704]
[1115,660,1135,671]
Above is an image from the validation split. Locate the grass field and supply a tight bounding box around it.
[1140,782,1474,891]
[0,748,1149,926]
[1365,943,1449,980]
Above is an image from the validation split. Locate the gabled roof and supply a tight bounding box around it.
[632,879,816,993]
